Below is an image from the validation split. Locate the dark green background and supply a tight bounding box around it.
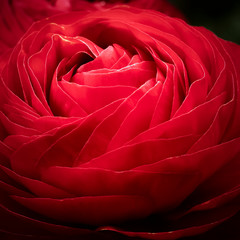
[169,0,240,44]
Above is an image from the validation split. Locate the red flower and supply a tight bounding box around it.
[0,6,240,240]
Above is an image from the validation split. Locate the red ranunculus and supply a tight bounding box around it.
[0,5,240,240]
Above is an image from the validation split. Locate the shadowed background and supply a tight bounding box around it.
[169,0,240,44]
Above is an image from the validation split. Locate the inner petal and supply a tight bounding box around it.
[77,44,131,72]
[72,61,156,87]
